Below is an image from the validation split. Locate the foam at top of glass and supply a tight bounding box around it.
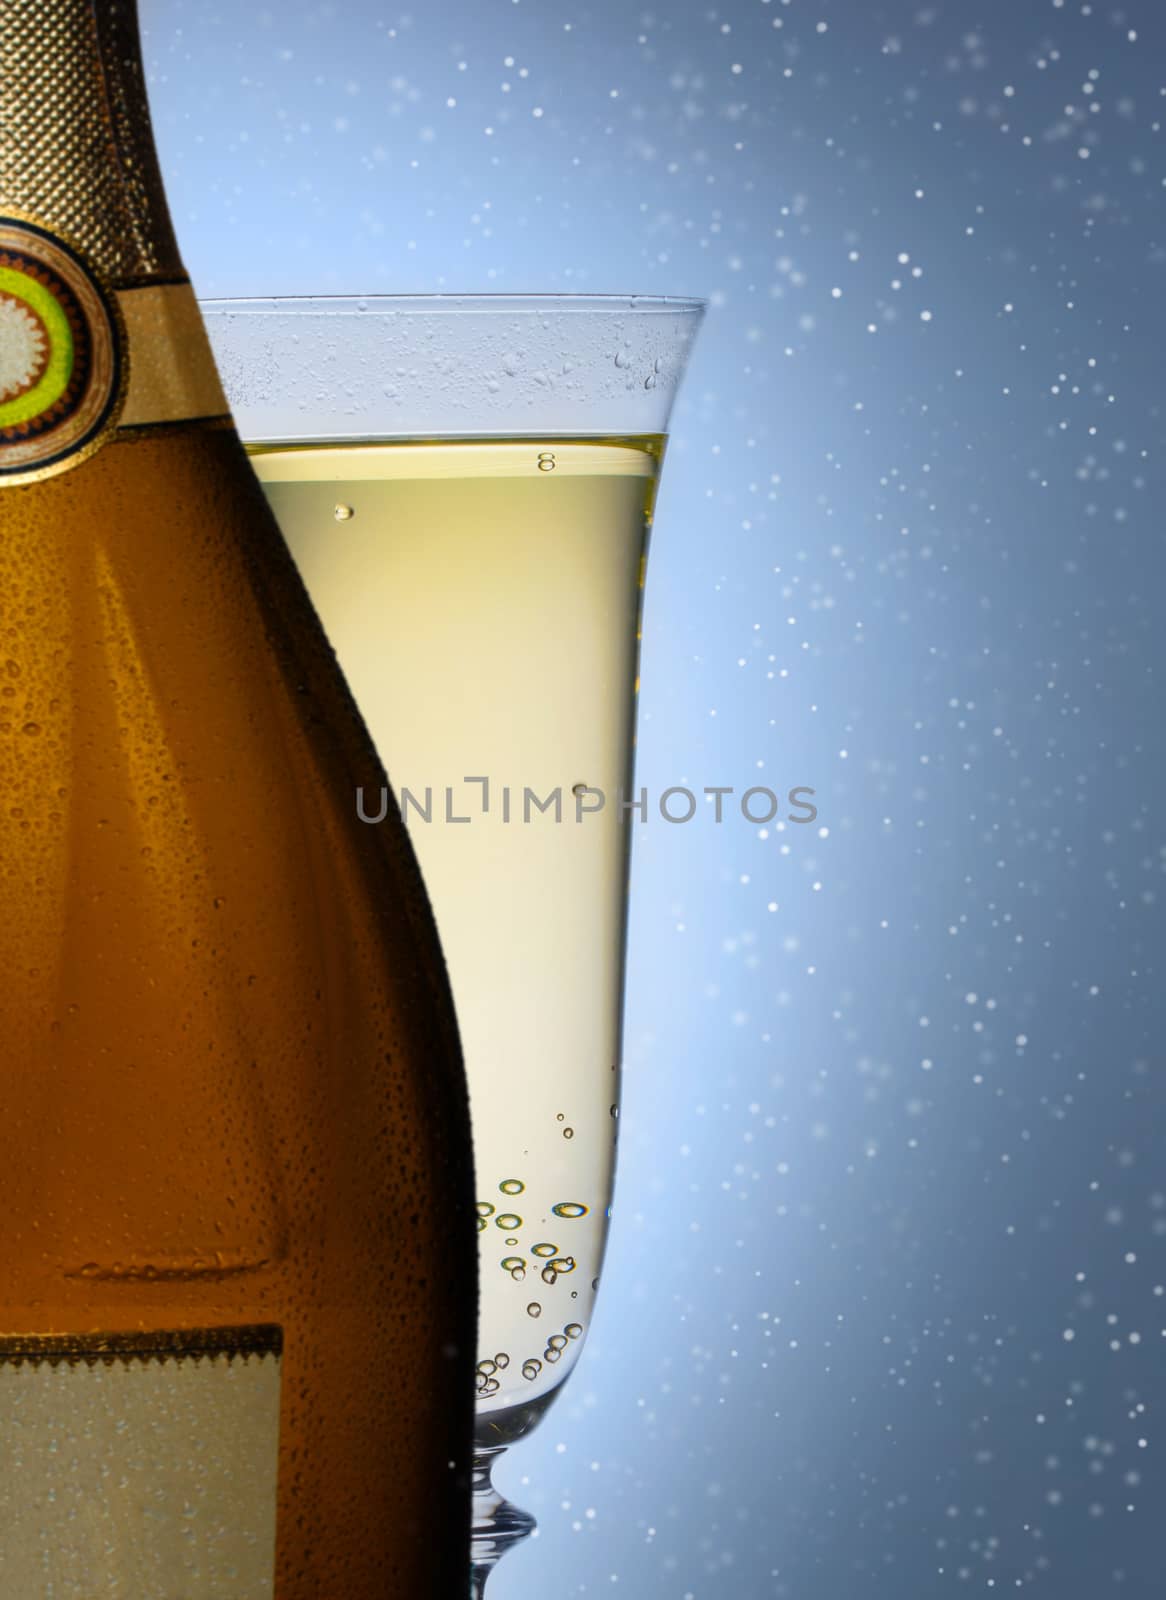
[201,295,705,443]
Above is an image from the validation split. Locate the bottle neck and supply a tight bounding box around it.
[0,0,184,287]
[0,0,230,485]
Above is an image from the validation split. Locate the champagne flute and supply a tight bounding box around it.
[202,295,704,1591]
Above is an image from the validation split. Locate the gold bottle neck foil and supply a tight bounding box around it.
[0,0,185,287]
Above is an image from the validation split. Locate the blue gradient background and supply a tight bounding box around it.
[145,0,1165,1593]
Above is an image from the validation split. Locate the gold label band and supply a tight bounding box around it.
[116,281,230,430]
[0,216,232,484]
[0,1322,282,1367]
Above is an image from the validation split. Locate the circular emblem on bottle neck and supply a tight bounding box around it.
[0,217,125,485]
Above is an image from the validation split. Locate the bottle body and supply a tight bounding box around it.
[0,4,475,1594]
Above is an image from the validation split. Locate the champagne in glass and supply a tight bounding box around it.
[204,295,704,1590]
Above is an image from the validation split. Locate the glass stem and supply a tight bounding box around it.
[471,1445,537,1596]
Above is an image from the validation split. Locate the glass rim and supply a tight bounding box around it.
[200,292,706,316]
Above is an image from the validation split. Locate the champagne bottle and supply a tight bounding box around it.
[0,3,475,1595]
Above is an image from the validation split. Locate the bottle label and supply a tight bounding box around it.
[0,1324,282,1595]
[0,214,230,486]
[0,216,125,482]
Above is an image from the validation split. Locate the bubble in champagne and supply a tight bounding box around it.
[556,1113,565,1122]
[333,503,355,521]
[477,1202,495,1217]
[522,1359,542,1381]
[547,1334,568,1353]
[551,1202,588,1219]
[565,1323,583,1340]
[551,1256,576,1275]
[499,1178,525,1195]
[545,1346,562,1364]
[541,1265,557,1285]
[495,1212,522,1230]
[476,1217,486,1233]
[501,1255,525,1279]
[476,1359,497,1378]
[563,1127,574,1139]
[494,1352,510,1369]
[526,1302,541,1318]
[531,1242,557,1258]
